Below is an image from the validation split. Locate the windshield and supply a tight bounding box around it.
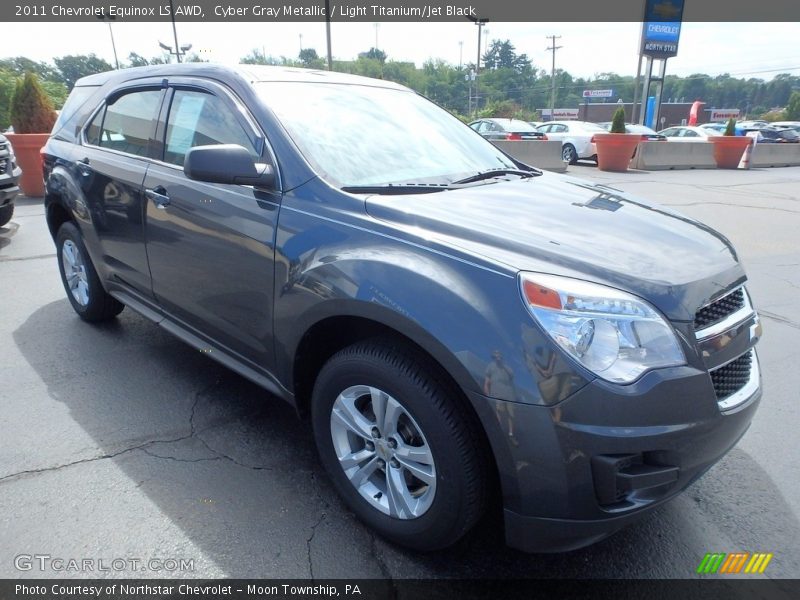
[256,82,516,188]
[499,120,538,132]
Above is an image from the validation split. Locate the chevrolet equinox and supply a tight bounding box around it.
[42,64,762,552]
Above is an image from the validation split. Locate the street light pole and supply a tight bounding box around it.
[546,35,562,115]
[325,0,333,70]
[458,41,463,69]
[475,19,485,113]
[97,15,119,69]
[169,0,182,63]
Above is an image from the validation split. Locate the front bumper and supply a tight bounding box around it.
[468,356,761,553]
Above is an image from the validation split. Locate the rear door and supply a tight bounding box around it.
[143,80,280,370]
[79,84,166,297]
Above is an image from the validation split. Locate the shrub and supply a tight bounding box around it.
[610,106,626,133]
[724,118,736,136]
[10,71,57,133]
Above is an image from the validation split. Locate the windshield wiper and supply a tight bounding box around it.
[451,168,539,185]
[341,183,451,195]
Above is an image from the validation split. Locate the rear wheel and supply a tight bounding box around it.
[0,203,13,227]
[311,339,489,551]
[56,222,124,322]
[562,143,578,164]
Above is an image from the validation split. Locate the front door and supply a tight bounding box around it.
[143,84,280,370]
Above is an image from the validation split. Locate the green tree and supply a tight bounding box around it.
[54,54,113,90]
[10,72,57,133]
[299,48,325,69]
[127,52,150,67]
[786,91,800,120]
[361,48,387,63]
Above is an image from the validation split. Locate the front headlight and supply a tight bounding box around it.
[520,273,685,384]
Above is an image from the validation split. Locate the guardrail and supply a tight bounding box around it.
[492,140,567,173]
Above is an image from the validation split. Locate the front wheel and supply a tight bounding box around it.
[311,339,489,551]
[56,222,124,322]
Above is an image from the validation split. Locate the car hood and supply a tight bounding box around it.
[364,173,745,321]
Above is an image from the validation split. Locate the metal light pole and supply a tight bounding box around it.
[374,23,380,50]
[475,20,486,113]
[458,41,463,69]
[325,0,333,70]
[546,35,562,115]
[97,15,119,69]
[168,0,182,63]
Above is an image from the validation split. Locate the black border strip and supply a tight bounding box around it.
[2,0,800,22]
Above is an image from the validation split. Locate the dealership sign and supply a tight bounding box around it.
[640,0,684,58]
[582,90,614,99]
[542,108,579,120]
[710,109,741,121]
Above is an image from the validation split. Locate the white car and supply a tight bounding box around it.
[535,121,605,164]
[658,126,722,141]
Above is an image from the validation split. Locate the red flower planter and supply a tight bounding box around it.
[594,133,640,172]
[5,132,49,197]
[709,136,752,169]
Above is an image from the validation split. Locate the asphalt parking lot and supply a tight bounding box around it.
[1,166,799,580]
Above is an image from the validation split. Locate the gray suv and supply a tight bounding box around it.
[42,64,762,552]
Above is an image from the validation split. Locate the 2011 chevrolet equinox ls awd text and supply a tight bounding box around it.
[41,64,762,553]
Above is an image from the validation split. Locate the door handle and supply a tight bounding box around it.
[76,157,92,176]
[145,186,171,208]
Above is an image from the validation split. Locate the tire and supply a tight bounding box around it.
[0,203,13,227]
[56,221,124,322]
[311,339,489,551]
[562,143,578,164]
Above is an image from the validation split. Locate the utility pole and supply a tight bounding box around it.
[546,35,562,115]
[458,41,463,69]
[374,23,380,50]
[299,33,303,52]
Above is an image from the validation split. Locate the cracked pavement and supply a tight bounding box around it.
[1,167,799,579]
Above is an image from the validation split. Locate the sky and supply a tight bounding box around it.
[3,21,799,81]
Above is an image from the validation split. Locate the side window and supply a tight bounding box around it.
[538,125,551,133]
[85,109,102,146]
[97,90,162,157]
[469,121,481,131]
[681,129,699,138]
[553,124,567,133]
[164,89,258,167]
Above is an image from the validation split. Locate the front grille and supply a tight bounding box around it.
[710,351,752,400]
[694,288,745,330]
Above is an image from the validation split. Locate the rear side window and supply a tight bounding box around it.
[164,89,258,167]
[90,89,162,157]
[53,85,99,136]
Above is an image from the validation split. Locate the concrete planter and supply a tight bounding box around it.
[709,136,752,169]
[594,133,640,172]
[5,132,49,197]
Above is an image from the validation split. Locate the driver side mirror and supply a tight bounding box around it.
[184,144,275,188]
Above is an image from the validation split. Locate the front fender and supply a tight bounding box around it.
[273,189,591,406]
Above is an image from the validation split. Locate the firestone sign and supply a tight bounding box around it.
[640,0,684,58]
[710,109,741,121]
[582,90,614,98]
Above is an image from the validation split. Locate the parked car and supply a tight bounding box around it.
[737,120,769,130]
[0,133,22,227]
[601,123,667,142]
[749,126,800,143]
[469,118,547,141]
[42,64,762,553]
[769,121,800,132]
[535,121,605,163]
[699,122,727,133]
[658,126,722,141]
